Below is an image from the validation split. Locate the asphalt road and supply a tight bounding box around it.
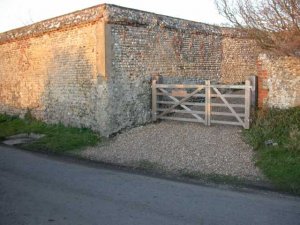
[0,145,299,225]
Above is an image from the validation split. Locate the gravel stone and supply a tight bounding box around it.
[83,121,263,180]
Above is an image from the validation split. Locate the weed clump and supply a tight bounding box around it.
[244,107,300,194]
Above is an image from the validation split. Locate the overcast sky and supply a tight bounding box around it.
[0,0,228,33]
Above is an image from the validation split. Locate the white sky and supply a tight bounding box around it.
[0,0,228,33]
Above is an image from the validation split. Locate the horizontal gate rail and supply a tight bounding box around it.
[157,93,245,98]
[152,79,253,129]
[209,84,248,89]
[211,112,245,117]
[157,101,205,106]
[210,103,245,108]
[210,94,245,98]
[159,117,203,123]
[155,84,204,88]
[210,120,243,126]
[157,108,206,115]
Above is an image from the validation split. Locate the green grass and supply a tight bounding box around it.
[0,114,100,153]
[244,107,300,194]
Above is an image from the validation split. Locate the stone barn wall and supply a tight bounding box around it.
[220,31,259,83]
[0,4,261,136]
[104,5,260,131]
[257,54,300,108]
[106,5,259,83]
[0,5,114,136]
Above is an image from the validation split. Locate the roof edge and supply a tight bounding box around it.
[0,4,107,45]
[0,4,247,44]
[104,4,222,35]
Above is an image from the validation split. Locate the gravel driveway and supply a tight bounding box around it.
[82,121,263,180]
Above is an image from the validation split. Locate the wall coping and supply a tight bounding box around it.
[0,4,107,45]
[0,4,245,45]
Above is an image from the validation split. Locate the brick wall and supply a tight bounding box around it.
[257,59,269,108]
[257,54,300,108]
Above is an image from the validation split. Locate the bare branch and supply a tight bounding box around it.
[215,0,300,56]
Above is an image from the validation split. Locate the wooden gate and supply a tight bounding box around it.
[152,80,253,129]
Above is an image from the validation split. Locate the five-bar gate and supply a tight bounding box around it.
[152,79,253,129]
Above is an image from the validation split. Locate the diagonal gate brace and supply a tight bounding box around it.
[157,86,204,119]
[158,88,204,122]
[212,87,244,126]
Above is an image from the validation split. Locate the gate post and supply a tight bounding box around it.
[205,80,211,126]
[152,79,157,121]
[244,79,251,129]
[247,75,258,108]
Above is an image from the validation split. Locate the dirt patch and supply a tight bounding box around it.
[3,133,45,146]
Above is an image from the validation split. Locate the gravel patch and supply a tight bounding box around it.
[83,121,263,180]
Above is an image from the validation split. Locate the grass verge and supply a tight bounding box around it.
[244,107,300,194]
[0,114,100,153]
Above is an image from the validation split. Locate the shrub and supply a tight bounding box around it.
[245,107,300,152]
[244,107,300,194]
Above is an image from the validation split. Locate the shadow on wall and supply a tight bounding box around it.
[42,47,101,129]
[41,45,154,136]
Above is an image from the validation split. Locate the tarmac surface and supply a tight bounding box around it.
[1,145,299,225]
